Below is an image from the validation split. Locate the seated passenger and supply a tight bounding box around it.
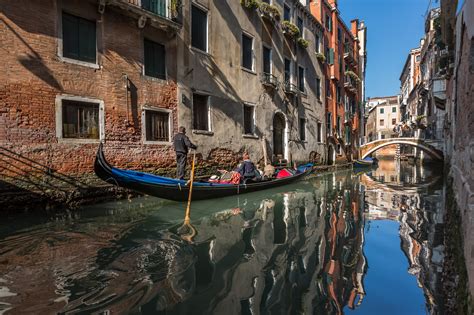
[236,152,260,182]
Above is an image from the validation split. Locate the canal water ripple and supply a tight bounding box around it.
[0,160,444,314]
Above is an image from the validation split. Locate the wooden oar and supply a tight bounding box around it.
[177,150,196,241]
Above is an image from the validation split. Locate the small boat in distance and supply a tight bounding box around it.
[354,157,377,168]
[94,143,313,202]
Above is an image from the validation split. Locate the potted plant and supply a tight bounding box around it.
[258,2,281,21]
[297,37,309,48]
[281,20,300,39]
[241,0,260,10]
[169,0,181,18]
[315,52,326,63]
[345,70,361,82]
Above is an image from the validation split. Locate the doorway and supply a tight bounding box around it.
[273,112,286,159]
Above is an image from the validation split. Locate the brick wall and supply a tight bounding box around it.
[0,0,186,179]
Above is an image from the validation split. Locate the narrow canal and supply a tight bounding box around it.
[0,160,445,314]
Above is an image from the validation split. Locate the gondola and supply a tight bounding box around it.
[94,143,313,202]
[353,157,377,168]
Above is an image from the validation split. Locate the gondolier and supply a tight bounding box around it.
[174,126,197,180]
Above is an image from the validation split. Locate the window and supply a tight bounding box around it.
[326,79,331,97]
[317,122,322,142]
[242,33,254,70]
[284,4,291,21]
[263,46,272,74]
[315,34,320,53]
[61,100,100,139]
[299,118,306,141]
[145,109,170,142]
[336,86,341,103]
[191,5,207,52]
[380,108,384,114]
[62,12,96,63]
[284,58,291,83]
[336,116,341,135]
[381,134,386,139]
[316,78,321,100]
[327,48,334,65]
[325,14,332,32]
[298,66,305,92]
[193,94,209,131]
[243,104,255,135]
[327,112,332,135]
[297,17,303,37]
[392,107,397,113]
[337,28,342,42]
[392,118,396,125]
[144,39,166,79]
[380,119,384,126]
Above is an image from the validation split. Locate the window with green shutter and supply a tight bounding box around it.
[328,48,335,65]
[62,12,96,63]
[144,39,166,79]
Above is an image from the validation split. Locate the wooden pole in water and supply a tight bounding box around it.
[184,150,196,224]
[261,137,268,166]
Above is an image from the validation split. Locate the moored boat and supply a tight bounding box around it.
[354,157,377,168]
[94,143,313,201]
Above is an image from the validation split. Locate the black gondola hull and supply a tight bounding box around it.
[94,144,312,201]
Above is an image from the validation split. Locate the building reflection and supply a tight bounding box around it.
[0,173,368,314]
[360,160,444,313]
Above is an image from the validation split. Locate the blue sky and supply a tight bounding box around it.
[337,0,437,99]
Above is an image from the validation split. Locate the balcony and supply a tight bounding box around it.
[108,0,182,30]
[261,73,279,89]
[344,112,353,124]
[432,78,446,109]
[344,75,358,93]
[284,81,299,95]
[343,42,356,65]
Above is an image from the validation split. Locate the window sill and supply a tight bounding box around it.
[58,56,100,69]
[243,134,259,139]
[58,138,101,144]
[191,46,211,57]
[143,140,172,145]
[142,74,168,83]
[241,67,257,75]
[192,129,214,136]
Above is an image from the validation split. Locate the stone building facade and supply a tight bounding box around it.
[178,0,327,167]
[441,0,474,301]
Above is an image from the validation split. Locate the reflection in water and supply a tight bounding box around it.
[0,160,445,314]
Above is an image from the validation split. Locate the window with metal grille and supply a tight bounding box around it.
[144,39,166,79]
[392,107,396,112]
[62,12,96,63]
[298,66,305,92]
[316,78,321,99]
[315,34,320,53]
[317,122,322,142]
[62,100,99,139]
[284,4,291,21]
[284,58,291,83]
[193,94,209,131]
[191,5,207,51]
[299,118,306,141]
[242,33,253,70]
[297,17,303,37]
[263,46,271,74]
[145,110,169,141]
[380,108,384,114]
[243,104,255,135]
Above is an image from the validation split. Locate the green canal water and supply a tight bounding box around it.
[0,160,445,314]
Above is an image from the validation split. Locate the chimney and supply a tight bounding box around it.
[327,0,337,8]
[351,19,359,36]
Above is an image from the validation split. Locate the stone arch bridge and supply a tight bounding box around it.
[359,138,444,161]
